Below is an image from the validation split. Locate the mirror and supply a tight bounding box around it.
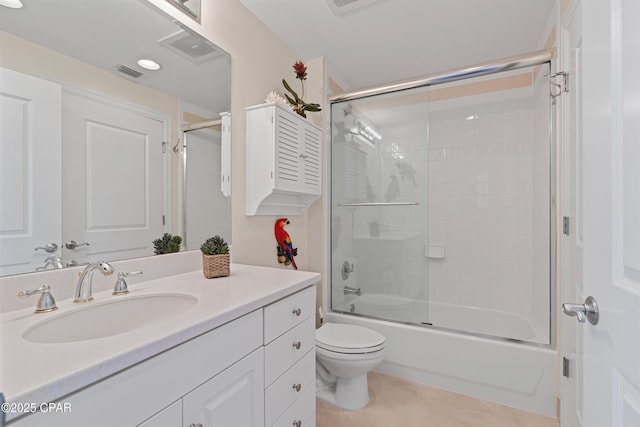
[0,0,231,277]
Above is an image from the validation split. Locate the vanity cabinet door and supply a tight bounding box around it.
[183,347,264,427]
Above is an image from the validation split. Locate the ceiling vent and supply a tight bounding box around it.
[324,0,385,16]
[159,29,221,64]
[114,64,143,79]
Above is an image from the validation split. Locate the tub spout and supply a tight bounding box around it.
[344,286,361,296]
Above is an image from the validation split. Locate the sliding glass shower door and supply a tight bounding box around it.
[331,86,430,324]
[330,63,552,345]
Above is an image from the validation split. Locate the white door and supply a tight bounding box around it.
[573,0,640,426]
[560,1,584,425]
[0,67,61,275]
[62,91,166,265]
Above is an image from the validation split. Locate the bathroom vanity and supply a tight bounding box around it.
[0,264,319,427]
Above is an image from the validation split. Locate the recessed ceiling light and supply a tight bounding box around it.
[0,0,23,8]
[137,59,161,71]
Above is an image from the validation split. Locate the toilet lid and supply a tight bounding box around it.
[316,323,385,354]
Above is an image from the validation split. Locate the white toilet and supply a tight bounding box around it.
[315,323,386,410]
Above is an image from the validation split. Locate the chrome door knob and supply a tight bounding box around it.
[34,243,58,253]
[562,296,599,325]
[65,240,90,250]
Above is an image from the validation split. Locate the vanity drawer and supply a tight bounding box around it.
[264,285,315,344]
[264,316,315,386]
[265,349,315,426]
[271,381,315,427]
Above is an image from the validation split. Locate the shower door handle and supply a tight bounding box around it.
[562,296,599,325]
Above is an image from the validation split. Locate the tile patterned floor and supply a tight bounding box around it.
[316,372,560,427]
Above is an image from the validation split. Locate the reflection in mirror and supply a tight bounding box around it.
[0,0,231,277]
[179,113,231,251]
[166,0,201,23]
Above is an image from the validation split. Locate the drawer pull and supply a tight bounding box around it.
[292,307,302,316]
[292,340,302,350]
[293,383,302,392]
[293,420,302,427]
[190,424,203,427]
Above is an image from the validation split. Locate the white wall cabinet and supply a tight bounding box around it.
[246,103,322,216]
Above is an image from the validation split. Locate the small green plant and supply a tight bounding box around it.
[152,233,182,255]
[200,235,229,256]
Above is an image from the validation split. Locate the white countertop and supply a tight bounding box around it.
[0,264,320,420]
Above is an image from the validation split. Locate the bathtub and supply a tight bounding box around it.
[341,293,548,344]
[328,295,556,416]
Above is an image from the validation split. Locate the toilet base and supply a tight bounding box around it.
[316,373,370,410]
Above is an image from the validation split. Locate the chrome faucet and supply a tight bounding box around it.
[74,261,114,303]
[36,255,64,270]
[344,286,361,296]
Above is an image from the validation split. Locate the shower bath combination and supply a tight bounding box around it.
[328,49,557,415]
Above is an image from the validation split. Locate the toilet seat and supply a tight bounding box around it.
[316,323,385,354]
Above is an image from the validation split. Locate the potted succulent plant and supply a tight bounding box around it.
[200,235,230,278]
[152,233,182,255]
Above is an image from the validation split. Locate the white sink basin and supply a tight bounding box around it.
[23,293,198,344]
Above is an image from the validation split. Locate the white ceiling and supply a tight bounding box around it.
[238,0,556,92]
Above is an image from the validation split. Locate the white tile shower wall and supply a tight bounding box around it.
[426,78,548,338]
[355,118,428,301]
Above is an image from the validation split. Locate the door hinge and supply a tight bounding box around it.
[162,141,168,154]
[563,357,570,377]
[162,215,165,226]
[563,216,570,235]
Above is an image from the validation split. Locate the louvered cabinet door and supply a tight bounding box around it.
[274,108,322,196]
[274,111,302,192]
[301,124,321,195]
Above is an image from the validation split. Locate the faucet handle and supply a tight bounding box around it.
[17,284,58,313]
[112,271,143,296]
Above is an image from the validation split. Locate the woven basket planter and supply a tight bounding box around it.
[202,253,230,278]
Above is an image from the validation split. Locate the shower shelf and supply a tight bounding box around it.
[336,202,419,207]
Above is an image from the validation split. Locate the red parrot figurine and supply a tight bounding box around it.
[274,218,298,270]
